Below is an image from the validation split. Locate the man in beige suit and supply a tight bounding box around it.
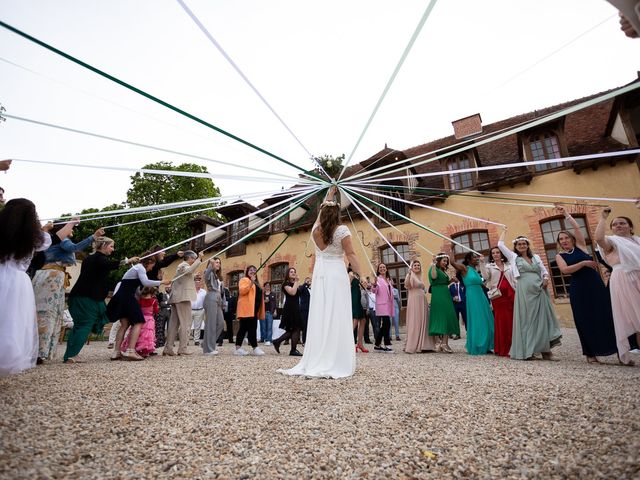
[163,250,203,356]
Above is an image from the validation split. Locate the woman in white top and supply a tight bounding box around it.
[106,252,170,360]
[595,207,640,365]
[498,227,562,360]
[190,276,207,346]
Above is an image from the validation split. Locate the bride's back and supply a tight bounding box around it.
[313,224,349,257]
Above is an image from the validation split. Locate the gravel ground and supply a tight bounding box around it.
[1,327,638,479]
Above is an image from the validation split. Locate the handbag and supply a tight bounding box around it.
[487,287,502,300]
[360,289,368,310]
[487,271,504,300]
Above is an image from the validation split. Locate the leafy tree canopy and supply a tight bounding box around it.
[60,162,221,259]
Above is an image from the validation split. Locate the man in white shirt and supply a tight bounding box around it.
[191,276,207,346]
[366,283,379,340]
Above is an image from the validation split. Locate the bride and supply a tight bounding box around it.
[278,186,361,379]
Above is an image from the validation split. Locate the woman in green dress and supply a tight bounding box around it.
[349,267,367,353]
[497,227,562,360]
[451,252,495,355]
[428,253,459,353]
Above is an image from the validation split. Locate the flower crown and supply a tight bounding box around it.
[512,236,530,245]
[435,253,449,260]
[321,200,340,208]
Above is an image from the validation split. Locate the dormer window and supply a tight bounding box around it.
[528,131,561,172]
[271,210,289,233]
[446,153,474,190]
[379,182,407,222]
[227,218,248,257]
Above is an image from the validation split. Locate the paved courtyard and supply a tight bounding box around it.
[0,328,638,479]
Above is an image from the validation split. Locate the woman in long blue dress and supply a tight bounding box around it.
[451,252,494,355]
[554,206,617,363]
[498,227,562,360]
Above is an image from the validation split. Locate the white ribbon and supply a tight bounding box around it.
[342,186,480,256]
[5,114,311,183]
[341,189,410,268]
[344,149,640,191]
[141,185,322,261]
[459,189,637,204]
[169,187,322,282]
[175,0,332,181]
[12,157,316,185]
[344,81,640,183]
[347,185,505,227]
[345,207,377,275]
[345,188,435,256]
[46,185,315,224]
[337,0,439,181]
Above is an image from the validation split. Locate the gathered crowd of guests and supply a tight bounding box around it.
[1,196,639,376]
[349,205,640,367]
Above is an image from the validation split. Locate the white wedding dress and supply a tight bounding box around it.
[278,224,356,379]
[0,231,51,376]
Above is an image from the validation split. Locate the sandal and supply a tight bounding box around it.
[122,349,144,361]
[618,359,635,367]
[442,345,453,354]
[586,357,600,364]
[65,356,85,364]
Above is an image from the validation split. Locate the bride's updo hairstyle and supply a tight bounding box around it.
[319,202,341,246]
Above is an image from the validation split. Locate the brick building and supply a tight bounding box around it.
[169,79,640,326]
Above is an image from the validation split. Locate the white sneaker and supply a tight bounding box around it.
[264,341,272,346]
[252,347,266,356]
[234,348,249,356]
[204,350,219,356]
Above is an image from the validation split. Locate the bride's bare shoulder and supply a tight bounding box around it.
[312,226,327,249]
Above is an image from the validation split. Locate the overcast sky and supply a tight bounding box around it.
[0,0,637,220]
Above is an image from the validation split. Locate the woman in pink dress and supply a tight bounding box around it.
[595,207,640,366]
[404,260,435,353]
[372,262,394,353]
[121,287,159,357]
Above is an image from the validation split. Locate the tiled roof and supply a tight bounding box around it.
[390,88,627,190]
[191,79,638,239]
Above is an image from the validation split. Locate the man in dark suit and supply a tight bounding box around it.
[218,287,236,345]
[449,276,466,339]
[298,277,311,344]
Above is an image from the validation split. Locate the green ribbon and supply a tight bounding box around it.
[0,20,324,182]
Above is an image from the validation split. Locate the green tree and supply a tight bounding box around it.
[58,162,221,259]
[71,204,124,245]
[116,162,221,255]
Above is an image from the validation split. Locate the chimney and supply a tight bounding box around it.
[452,113,482,139]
